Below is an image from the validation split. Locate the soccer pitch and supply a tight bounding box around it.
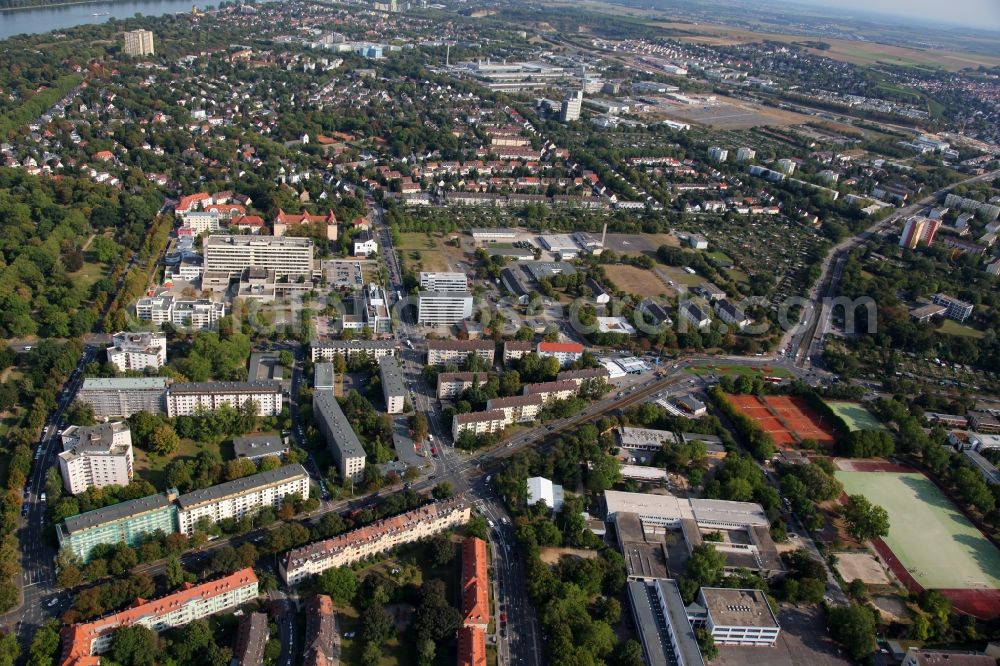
[835,471,1000,590]
[825,401,885,431]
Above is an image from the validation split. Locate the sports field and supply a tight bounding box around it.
[825,401,885,432]
[834,469,1000,594]
[727,393,836,447]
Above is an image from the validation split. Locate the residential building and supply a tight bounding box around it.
[59,569,258,666]
[78,377,168,417]
[135,294,226,330]
[457,627,487,666]
[58,423,134,495]
[715,300,750,329]
[735,147,756,163]
[708,146,728,163]
[311,340,396,362]
[776,158,797,175]
[461,537,490,629]
[627,579,705,666]
[452,410,506,440]
[679,301,711,330]
[557,366,610,386]
[696,282,726,301]
[899,216,941,249]
[203,235,314,280]
[303,595,339,666]
[689,588,780,647]
[436,372,489,400]
[122,29,155,56]
[902,649,997,666]
[280,499,471,585]
[352,230,378,257]
[536,341,584,366]
[426,340,495,366]
[314,362,336,391]
[57,489,179,562]
[106,332,166,372]
[233,612,269,666]
[273,209,338,241]
[417,291,474,326]
[378,356,406,414]
[175,465,310,535]
[232,433,289,462]
[419,272,468,292]
[944,193,1000,221]
[522,380,578,402]
[165,381,283,418]
[527,476,564,511]
[486,394,545,424]
[560,90,583,122]
[313,390,366,482]
[502,340,533,365]
[931,293,974,322]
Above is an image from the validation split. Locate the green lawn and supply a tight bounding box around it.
[133,437,206,489]
[687,363,791,378]
[939,319,985,339]
[69,260,107,292]
[835,471,1000,590]
[824,401,885,431]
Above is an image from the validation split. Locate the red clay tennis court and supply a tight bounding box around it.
[726,393,837,447]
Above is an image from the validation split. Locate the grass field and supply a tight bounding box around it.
[825,401,885,432]
[603,264,672,298]
[396,232,452,272]
[687,363,791,379]
[835,471,1000,590]
[133,437,205,489]
[939,319,985,339]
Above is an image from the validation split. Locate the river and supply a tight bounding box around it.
[0,0,220,41]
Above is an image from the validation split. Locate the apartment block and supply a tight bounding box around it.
[313,390,366,482]
[311,339,397,362]
[203,235,314,280]
[556,366,610,386]
[452,409,506,440]
[280,499,471,585]
[314,362,336,391]
[436,371,490,400]
[59,569,258,666]
[175,465,310,535]
[378,356,407,414]
[502,340,533,365]
[165,381,284,418]
[485,394,545,424]
[303,595,339,666]
[233,612,269,666]
[106,332,167,372]
[426,340,495,366]
[679,301,712,330]
[522,380,578,402]
[135,294,226,330]
[461,537,490,629]
[536,341,584,367]
[458,627,487,666]
[122,29,154,56]
[78,377,168,417]
[419,271,469,292]
[417,291,474,326]
[899,216,941,249]
[58,423,134,495]
[560,90,583,122]
[57,489,179,562]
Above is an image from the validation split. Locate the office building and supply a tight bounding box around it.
[311,339,397,362]
[303,595,339,666]
[419,272,468,292]
[59,569,258,666]
[458,627,487,666]
[281,499,470,585]
[165,381,283,418]
[106,332,167,372]
[931,293,974,322]
[58,423,134,495]
[313,390,366,482]
[314,362,336,391]
[361,283,392,334]
[78,377,168,417]
[378,356,406,414]
[452,409,506,440]
[57,489,179,562]
[203,235,314,280]
[426,339,495,366]
[232,433,289,462]
[560,90,583,122]
[175,465,310,535]
[627,579,705,666]
[135,294,226,330]
[461,537,490,629]
[689,588,780,646]
[417,291,474,326]
[233,612,269,666]
[708,146,728,163]
[899,216,941,249]
[122,29,155,56]
[536,341,584,367]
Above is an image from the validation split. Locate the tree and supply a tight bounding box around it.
[431,481,454,499]
[0,632,20,666]
[413,579,462,641]
[612,640,645,666]
[696,628,719,661]
[428,533,457,566]
[416,638,436,666]
[164,555,192,589]
[361,602,394,644]
[111,625,158,666]
[317,567,358,605]
[27,621,60,666]
[827,603,877,661]
[149,423,181,456]
[410,412,429,442]
[843,495,890,543]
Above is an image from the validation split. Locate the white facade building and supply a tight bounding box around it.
[526,476,564,511]
[419,272,469,292]
[417,291,474,326]
[165,381,284,418]
[58,423,134,495]
[203,235,314,279]
[135,294,226,330]
[691,588,780,647]
[106,332,167,372]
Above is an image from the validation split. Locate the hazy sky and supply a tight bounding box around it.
[788,0,1000,30]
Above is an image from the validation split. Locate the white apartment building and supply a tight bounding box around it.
[417,291,474,326]
[352,231,378,257]
[58,423,134,495]
[735,147,756,163]
[311,340,397,362]
[280,499,471,585]
[419,272,469,292]
[378,356,407,414]
[708,146,728,162]
[106,331,167,372]
[203,235,314,279]
[165,381,284,418]
[536,341,584,367]
[313,390,367,482]
[560,90,583,122]
[452,409,507,440]
[436,372,486,400]
[79,377,168,417]
[123,29,155,56]
[175,465,310,535]
[426,340,495,366]
[486,394,544,424]
[135,294,226,330]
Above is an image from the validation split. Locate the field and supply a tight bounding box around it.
[652,21,1000,72]
[824,401,884,432]
[603,264,673,298]
[835,466,1000,619]
[687,363,790,379]
[646,96,813,130]
[939,319,985,339]
[727,394,836,447]
[395,232,455,273]
[132,437,205,489]
[833,551,891,586]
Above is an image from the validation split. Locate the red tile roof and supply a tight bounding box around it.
[274,208,337,225]
[537,342,584,354]
[457,627,487,666]
[461,537,489,628]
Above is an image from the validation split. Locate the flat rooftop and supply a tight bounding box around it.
[378,356,407,398]
[81,377,168,391]
[702,587,779,629]
[205,234,313,248]
[62,489,177,534]
[175,464,308,510]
